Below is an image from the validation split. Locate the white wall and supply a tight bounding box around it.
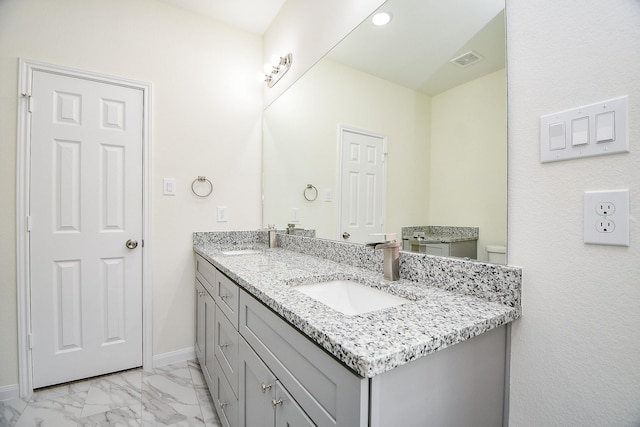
[263,59,431,240]
[0,0,263,389]
[507,0,640,424]
[430,69,507,262]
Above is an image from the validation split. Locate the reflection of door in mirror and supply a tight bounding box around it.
[339,128,386,244]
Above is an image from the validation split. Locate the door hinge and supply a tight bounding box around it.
[28,333,34,349]
[141,239,145,248]
[26,215,32,232]
[21,92,33,113]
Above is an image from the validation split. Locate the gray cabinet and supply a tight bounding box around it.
[239,338,313,427]
[213,357,239,427]
[196,253,507,427]
[214,303,239,397]
[195,280,205,365]
[239,290,368,427]
[195,278,216,388]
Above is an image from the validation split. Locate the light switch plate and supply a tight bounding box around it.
[217,206,228,222]
[541,96,628,163]
[584,189,629,246]
[163,178,176,196]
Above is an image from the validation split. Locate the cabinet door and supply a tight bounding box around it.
[195,254,217,295]
[214,357,239,427]
[195,280,206,366]
[216,271,240,328]
[203,291,216,388]
[239,338,276,427]
[215,304,240,397]
[274,381,315,427]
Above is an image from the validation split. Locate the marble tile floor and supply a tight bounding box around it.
[0,360,221,426]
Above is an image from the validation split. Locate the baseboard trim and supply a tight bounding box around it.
[0,384,20,401]
[152,347,196,368]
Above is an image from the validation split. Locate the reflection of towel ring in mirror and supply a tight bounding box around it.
[191,176,213,198]
[303,184,318,201]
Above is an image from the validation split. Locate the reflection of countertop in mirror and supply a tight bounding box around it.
[193,231,521,378]
[401,225,479,243]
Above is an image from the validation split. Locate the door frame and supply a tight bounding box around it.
[335,124,388,242]
[16,59,153,397]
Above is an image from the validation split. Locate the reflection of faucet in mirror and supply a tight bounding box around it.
[365,233,401,281]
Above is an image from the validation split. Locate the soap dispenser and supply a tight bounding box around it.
[267,224,276,248]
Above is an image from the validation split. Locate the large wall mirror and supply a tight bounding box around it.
[263,0,507,263]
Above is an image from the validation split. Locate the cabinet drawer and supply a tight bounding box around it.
[216,271,240,328]
[195,254,217,296]
[213,358,239,427]
[215,304,239,398]
[239,290,367,427]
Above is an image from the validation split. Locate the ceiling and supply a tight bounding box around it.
[160,0,505,96]
[326,0,505,96]
[159,0,285,35]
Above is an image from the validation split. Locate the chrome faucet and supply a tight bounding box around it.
[366,233,401,281]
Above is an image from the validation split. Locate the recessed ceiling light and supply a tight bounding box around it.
[372,12,392,26]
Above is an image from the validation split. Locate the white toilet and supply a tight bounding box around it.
[486,245,507,264]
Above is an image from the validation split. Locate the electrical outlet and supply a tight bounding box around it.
[595,202,615,216]
[584,190,629,246]
[595,218,615,233]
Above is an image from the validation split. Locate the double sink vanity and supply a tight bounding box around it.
[193,230,521,427]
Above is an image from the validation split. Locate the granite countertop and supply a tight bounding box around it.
[194,241,520,378]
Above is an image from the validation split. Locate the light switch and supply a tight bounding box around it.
[549,122,566,150]
[217,206,228,222]
[163,178,176,196]
[571,116,589,146]
[596,111,615,142]
[540,96,628,163]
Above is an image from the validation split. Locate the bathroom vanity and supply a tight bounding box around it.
[194,231,521,427]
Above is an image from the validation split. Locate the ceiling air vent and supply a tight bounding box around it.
[450,51,484,68]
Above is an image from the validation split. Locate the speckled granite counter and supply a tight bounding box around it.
[193,231,521,378]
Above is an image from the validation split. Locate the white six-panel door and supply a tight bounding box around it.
[339,129,386,244]
[29,70,143,388]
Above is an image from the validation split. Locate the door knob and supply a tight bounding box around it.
[342,232,350,240]
[125,239,138,249]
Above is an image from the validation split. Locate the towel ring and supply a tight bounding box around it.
[191,176,213,198]
[303,184,318,201]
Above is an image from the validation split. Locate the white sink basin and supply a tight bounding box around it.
[293,280,409,315]
[221,249,262,256]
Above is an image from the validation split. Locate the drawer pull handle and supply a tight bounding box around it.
[220,343,229,349]
[219,400,228,409]
[220,293,229,300]
[198,291,205,297]
[260,383,272,393]
[272,398,283,408]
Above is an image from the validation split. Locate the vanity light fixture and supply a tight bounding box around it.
[372,12,392,26]
[261,53,293,88]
